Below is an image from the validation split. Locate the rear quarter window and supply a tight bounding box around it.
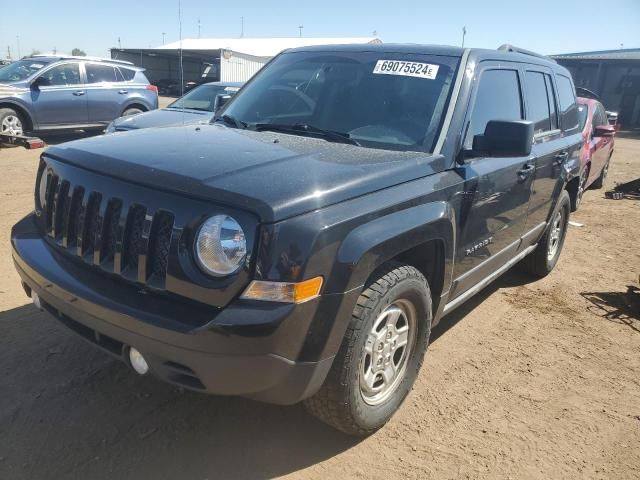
[117,68,136,81]
[556,74,579,132]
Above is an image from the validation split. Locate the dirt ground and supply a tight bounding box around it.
[1,130,639,480]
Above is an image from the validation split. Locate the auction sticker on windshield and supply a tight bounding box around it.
[373,60,439,79]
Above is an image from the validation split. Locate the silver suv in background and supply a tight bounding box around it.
[0,55,158,136]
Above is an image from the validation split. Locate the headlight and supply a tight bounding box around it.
[37,169,48,208]
[195,215,247,276]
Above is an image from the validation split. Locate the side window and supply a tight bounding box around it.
[39,63,81,86]
[86,64,118,83]
[524,71,552,134]
[544,74,558,130]
[117,68,136,81]
[465,69,522,148]
[556,74,579,131]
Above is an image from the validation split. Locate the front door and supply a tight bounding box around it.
[31,62,88,127]
[451,65,534,298]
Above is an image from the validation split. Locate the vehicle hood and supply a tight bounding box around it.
[44,124,447,222]
[0,82,28,98]
[112,108,211,130]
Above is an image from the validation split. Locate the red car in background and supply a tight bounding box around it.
[573,97,616,210]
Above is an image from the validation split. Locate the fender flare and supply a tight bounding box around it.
[330,201,456,295]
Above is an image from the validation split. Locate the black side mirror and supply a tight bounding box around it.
[214,93,232,111]
[472,120,534,157]
[31,76,49,90]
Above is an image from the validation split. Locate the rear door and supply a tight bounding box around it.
[522,67,568,232]
[85,62,124,123]
[31,62,88,127]
[451,64,535,297]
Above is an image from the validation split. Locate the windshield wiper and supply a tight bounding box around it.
[253,123,360,146]
[214,114,247,129]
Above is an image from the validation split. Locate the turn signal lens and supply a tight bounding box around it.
[241,276,323,303]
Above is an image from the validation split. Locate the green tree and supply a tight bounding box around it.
[71,48,86,56]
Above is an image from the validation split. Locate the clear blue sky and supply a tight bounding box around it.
[1,0,638,58]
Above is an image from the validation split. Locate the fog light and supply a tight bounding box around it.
[129,347,149,375]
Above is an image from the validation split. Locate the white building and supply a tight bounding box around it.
[111,37,382,85]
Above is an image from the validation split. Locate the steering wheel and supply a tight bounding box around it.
[270,85,315,111]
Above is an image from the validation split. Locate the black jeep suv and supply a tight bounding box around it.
[11,44,582,435]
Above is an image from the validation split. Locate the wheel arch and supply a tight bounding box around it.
[0,101,35,132]
[121,102,149,115]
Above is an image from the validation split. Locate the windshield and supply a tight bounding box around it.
[221,51,459,152]
[168,85,239,111]
[0,59,50,82]
[577,103,589,131]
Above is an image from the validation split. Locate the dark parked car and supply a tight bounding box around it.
[0,55,158,136]
[105,81,242,133]
[12,44,582,435]
[572,97,616,209]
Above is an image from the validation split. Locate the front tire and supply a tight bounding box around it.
[0,108,25,136]
[304,263,432,435]
[122,107,144,117]
[519,190,570,278]
[571,165,589,212]
[591,159,610,189]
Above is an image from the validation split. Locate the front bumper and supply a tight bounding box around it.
[11,214,336,405]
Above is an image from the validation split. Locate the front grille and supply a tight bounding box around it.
[42,171,175,288]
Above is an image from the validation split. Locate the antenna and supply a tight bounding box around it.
[162,32,166,45]
[178,0,184,97]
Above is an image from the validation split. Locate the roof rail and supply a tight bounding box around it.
[497,44,556,63]
[30,54,134,65]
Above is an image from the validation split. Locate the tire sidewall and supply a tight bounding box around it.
[347,276,431,431]
[0,108,25,136]
[545,191,570,272]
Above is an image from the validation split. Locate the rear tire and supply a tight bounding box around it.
[519,190,570,278]
[304,262,432,436]
[0,108,25,136]
[122,107,144,117]
[591,159,610,189]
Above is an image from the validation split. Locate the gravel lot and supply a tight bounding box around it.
[1,128,639,480]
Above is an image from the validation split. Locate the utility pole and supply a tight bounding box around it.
[240,16,244,37]
[162,32,166,44]
[16,35,21,59]
[461,26,467,48]
[298,25,304,37]
[7,45,11,61]
[198,18,201,38]
[53,46,56,54]
[118,37,122,49]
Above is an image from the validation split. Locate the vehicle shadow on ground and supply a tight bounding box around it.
[0,303,358,480]
[581,286,640,334]
[0,269,533,479]
[431,269,537,342]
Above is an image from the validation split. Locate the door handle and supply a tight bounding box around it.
[118,89,128,94]
[72,90,85,96]
[517,163,535,183]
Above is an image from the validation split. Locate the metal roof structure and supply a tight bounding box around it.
[156,37,382,58]
[551,48,640,61]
